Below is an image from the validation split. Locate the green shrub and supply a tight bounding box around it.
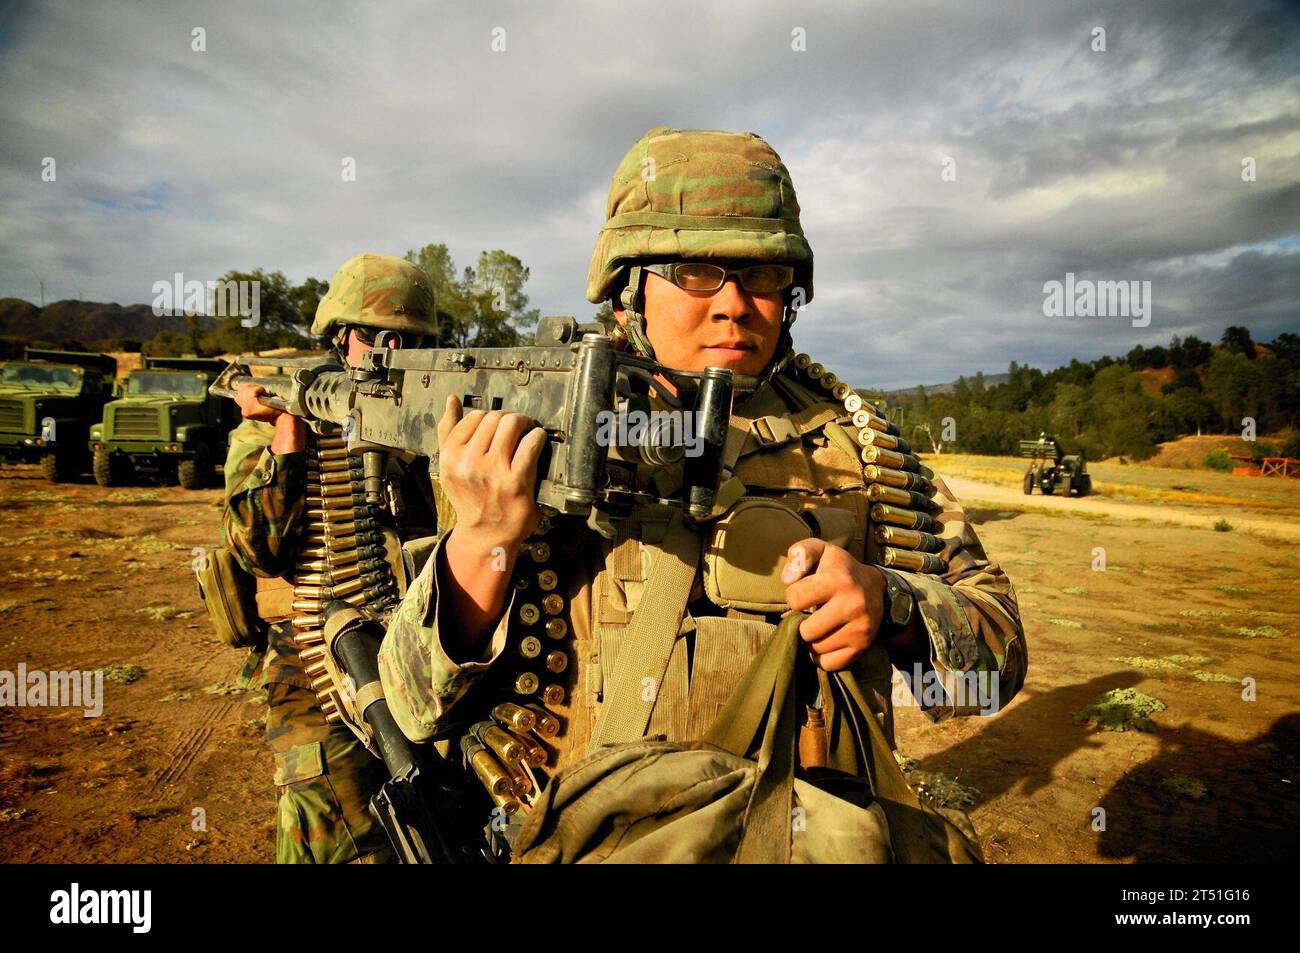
[1203,449,1231,471]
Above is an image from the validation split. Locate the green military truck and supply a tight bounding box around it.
[0,349,118,482]
[89,355,240,489]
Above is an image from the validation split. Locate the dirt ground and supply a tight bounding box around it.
[0,456,1297,864]
[0,467,272,862]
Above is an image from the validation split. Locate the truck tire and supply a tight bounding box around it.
[1060,476,1073,496]
[1041,482,1054,496]
[41,448,78,483]
[1078,475,1092,497]
[1022,471,1034,495]
[177,443,211,490]
[93,448,115,487]
[93,449,132,487]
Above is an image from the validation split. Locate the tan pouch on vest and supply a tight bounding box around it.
[255,574,295,625]
[703,499,811,612]
[196,548,268,648]
[401,534,440,586]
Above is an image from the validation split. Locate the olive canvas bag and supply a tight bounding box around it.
[513,609,983,864]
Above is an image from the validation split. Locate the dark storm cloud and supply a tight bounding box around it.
[0,0,1295,388]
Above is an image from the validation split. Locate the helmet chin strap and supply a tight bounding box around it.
[618,265,657,361]
[618,265,799,401]
[329,327,349,365]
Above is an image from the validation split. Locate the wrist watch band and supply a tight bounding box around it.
[879,568,916,637]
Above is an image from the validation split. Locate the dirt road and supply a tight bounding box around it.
[945,475,1300,541]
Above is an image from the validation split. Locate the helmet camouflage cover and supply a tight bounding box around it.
[311,253,437,338]
[586,127,813,305]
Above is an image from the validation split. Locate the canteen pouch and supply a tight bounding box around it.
[196,546,268,649]
[703,499,811,612]
[703,498,861,612]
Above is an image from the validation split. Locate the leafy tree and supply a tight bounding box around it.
[195,269,313,354]
[403,244,540,348]
[1203,350,1255,432]
[292,277,329,327]
[1160,387,1217,436]
[1048,383,1087,440]
[1220,325,1256,359]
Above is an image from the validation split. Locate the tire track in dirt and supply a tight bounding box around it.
[147,698,235,793]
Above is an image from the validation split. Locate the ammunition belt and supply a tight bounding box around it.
[291,430,400,743]
[460,518,571,819]
[788,353,948,575]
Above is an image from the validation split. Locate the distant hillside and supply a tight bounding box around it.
[0,298,218,353]
[886,326,1299,464]
[882,372,1011,399]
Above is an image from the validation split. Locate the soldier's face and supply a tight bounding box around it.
[630,271,784,376]
[342,329,372,369]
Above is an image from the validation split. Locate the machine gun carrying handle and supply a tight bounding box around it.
[210,371,292,413]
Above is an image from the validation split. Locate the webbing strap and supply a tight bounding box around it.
[705,613,801,864]
[708,411,759,518]
[590,513,703,747]
[769,373,863,470]
[748,402,841,450]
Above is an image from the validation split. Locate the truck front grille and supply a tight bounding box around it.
[0,400,25,433]
[112,406,162,440]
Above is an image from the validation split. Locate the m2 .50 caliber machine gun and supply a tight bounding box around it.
[211,317,736,862]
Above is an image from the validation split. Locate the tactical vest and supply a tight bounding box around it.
[455,355,946,821]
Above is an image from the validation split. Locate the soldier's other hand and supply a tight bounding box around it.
[782,538,886,672]
[437,394,546,553]
[235,383,281,423]
[237,383,305,452]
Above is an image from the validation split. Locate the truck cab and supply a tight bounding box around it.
[0,349,118,481]
[89,355,239,489]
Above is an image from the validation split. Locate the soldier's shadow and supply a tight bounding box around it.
[910,673,1300,862]
[910,672,1145,803]
[1094,712,1300,863]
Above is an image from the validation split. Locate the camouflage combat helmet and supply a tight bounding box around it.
[586,128,812,384]
[311,253,437,339]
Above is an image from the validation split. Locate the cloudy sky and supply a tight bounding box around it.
[1,0,1296,388]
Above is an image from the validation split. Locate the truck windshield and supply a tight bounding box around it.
[126,372,208,396]
[0,364,80,389]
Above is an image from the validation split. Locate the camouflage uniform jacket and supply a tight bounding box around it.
[378,374,1027,774]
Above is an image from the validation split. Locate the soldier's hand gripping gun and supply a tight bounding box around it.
[210,316,736,530]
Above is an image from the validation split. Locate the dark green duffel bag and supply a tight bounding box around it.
[514,611,984,864]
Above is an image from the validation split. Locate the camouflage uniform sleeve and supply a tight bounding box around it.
[220,419,309,578]
[378,531,518,743]
[884,472,1027,720]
